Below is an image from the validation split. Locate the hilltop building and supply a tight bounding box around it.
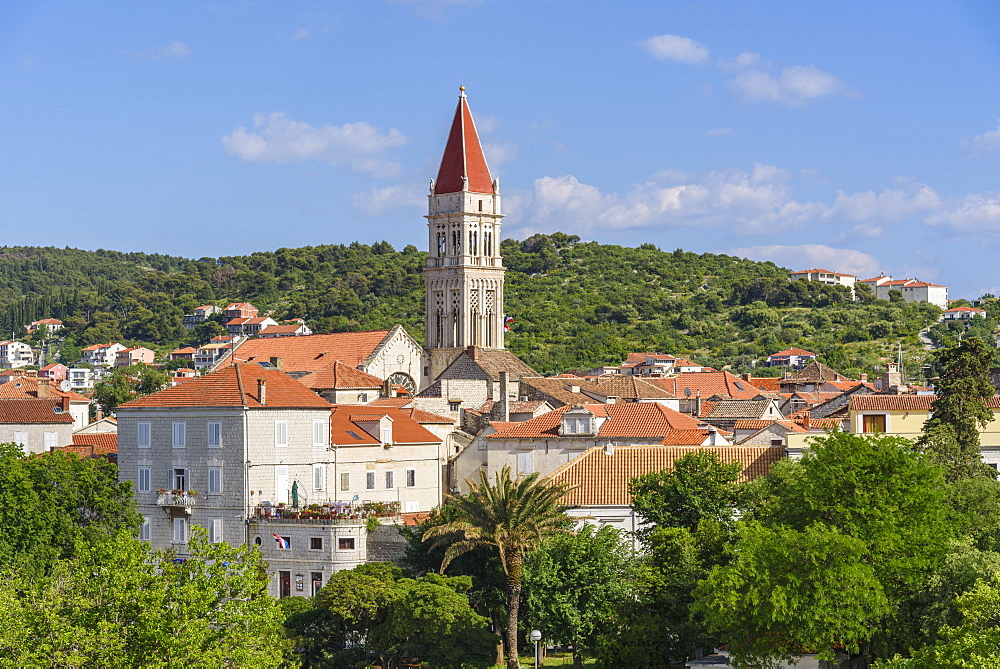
[857,275,948,309]
[789,268,857,292]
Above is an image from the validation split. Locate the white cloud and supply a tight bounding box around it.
[509,164,813,235]
[221,112,408,176]
[828,182,941,222]
[925,192,1000,231]
[353,184,425,216]
[965,120,1000,153]
[125,41,192,61]
[483,141,518,167]
[718,51,761,73]
[727,244,881,277]
[705,127,734,137]
[290,28,311,40]
[727,65,853,106]
[640,34,710,65]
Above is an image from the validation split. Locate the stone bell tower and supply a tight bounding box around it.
[424,87,506,380]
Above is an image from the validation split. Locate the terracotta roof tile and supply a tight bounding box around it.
[651,371,761,400]
[330,405,441,445]
[70,433,118,453]
[217,330,392,373]
[433,92,494,195]
[587,376,677,400]
[849,395,937,412]
[120,365,332,410]
[746,377,782,392]
[769,347,818,358]
[518,377,610,406]
[0,378,90,403]
[0,399,75,424]
[298,360,384,391]
[705,400,774,419]
[548,445,785,507]
[734,419,777,430]
[487,403,706,440]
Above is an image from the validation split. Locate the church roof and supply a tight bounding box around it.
[298,360,384,391]
[216,330,392,373]
[434,89,494,195]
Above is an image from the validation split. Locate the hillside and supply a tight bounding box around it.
[0,234,950,377]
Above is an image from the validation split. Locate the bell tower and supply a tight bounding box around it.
[425,87,506,380]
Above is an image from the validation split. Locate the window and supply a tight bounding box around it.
[208,467,222,495]
[140,516,150,542]
[366,471,376,491]
[13,432,27,448]
[276,536,291,549]
[44,432,57,450]
[311,572,323,596]
[210,518,223,543]
[381,427,391,444]
[274,421,288,447]
[137,422,150,448]
[137,467,151,493]
[406,469,416,488]
[385,470,394,490]
[338,537,356,550]
[173,517,188,543]
[310,537,323,550]
[862,414,887,434]
[340,472,350,491]
[313,464,325,491]
[313,420,325,448]
[405,501,420,513]
[173,468,187,491]
[207,421,222,448]
[517,451,533,475]
[449,401,461,412]
[172,422,186,448]
[358,393,368,403]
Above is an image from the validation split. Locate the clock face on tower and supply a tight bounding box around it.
[387,372,416,395]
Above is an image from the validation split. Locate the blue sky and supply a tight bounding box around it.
[2,1,1000,298]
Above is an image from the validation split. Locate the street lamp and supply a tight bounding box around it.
[529,630,542,669]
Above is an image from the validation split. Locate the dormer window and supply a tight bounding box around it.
[560,406,595,436]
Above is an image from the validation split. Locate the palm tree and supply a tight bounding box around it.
[423,466,575,669]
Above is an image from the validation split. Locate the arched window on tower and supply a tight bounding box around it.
[470,231,478,256]
[452,229,462,255]
[437,232,446,257]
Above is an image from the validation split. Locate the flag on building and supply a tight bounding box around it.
[504,316,514,332]
[272,532,288,549]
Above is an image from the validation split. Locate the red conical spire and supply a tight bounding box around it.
[434,87,495,195]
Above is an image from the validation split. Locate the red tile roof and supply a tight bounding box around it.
[0,399,75,424]
[120,365,332,410]
[0,378,90,403]
[330,405,441,445]
[217,330,392,373]
[746,376,782,392]
[260,324,307,334]
[768,348,818,358]
[434,91,494,195]
[487,403,706,440]
[651,371,761,400]
[298,360,384,391]
[548,445,785,507]
[944,306,986,313]
[70,433,118,454]
[791,268,856,277]
[734,419,778,430]
[848,395,937,412]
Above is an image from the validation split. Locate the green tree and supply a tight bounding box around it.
[0,529,286,666]
[879,576,1000,668]
[0,444,140,575]
[423,466,575,669]
[523,524,637,667]
[628,450,743,535]
[92,363,169,415]
[917,338,997,481]
[730,431,959,661]
[694,521,891,665]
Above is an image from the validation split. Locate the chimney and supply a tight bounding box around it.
[467,346,478,361]
[60,396,71,413]
[499,371,510,423]
[695,389,702,417]
[860,373,868,382]
[96,409,104,421]
[269,356,284,371]
[37,378,52,398]
[803,413,811,429]
[257,379,267,405]
[569,385,580,394]
[604,441,615,456]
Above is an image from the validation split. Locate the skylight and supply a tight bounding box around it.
[347,431,363,440]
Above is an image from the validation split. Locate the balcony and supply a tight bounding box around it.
[249,500,400,524]
[157,491,196,514]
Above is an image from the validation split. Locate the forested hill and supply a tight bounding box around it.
[0,235,942,376]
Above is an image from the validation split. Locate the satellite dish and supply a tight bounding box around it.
[684,387,692,397]
[59,380,72,392]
